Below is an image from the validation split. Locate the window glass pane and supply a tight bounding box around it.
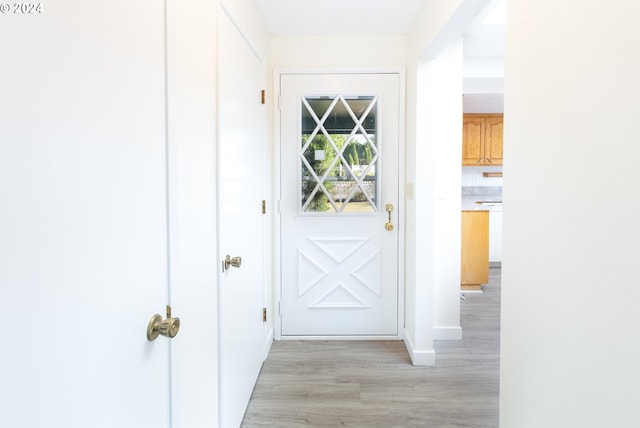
[300,95,378,214]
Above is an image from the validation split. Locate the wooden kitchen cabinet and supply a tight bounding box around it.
[462,114,503,166]
[461,210,489,290]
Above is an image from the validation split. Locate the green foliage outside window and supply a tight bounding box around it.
[301,133,376,212]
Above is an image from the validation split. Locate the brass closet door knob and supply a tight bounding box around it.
[147,305,180,341]
[223,255,242,271]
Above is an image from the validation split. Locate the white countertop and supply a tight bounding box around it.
[462,196,502,211]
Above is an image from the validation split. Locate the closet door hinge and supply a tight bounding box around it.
[261,89,266,105]
[262,200,266,214]
[263,307,267,322]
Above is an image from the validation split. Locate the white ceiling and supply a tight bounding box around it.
[463,0,505,58]
[251,0,503,54]
[251,0,427,35]
[251,0,504,107]
[462,1,504,110]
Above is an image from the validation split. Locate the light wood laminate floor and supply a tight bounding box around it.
[242,268,501,427]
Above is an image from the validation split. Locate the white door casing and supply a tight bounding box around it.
[0,1,173,426]
[279,73,401,337]
[218,9,267,428]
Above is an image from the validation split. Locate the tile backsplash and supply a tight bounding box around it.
[462,186,502,197]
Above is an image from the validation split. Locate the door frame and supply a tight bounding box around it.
[273,68,407,340]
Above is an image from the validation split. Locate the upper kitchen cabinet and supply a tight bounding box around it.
[462,113,503,166]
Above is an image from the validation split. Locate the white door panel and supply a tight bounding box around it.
[280,74,400,337]
[218,10,266,428]
[0,1,171,427]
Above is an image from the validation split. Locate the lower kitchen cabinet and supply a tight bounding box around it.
[461,210,489,290]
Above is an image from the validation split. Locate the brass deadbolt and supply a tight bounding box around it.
[385,203,394,231]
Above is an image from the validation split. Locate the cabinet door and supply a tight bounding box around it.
[484,115,504,165]
[461,210,489,290]
[462,116,485,165]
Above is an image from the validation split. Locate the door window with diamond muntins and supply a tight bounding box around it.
[300,95,379,214]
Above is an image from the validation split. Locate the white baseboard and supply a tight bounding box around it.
[433,326,462,340]
[402,333,436,366]
[277,335,400,340]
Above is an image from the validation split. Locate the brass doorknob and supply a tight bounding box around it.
[147,305,180,341]
[223,255,242,271]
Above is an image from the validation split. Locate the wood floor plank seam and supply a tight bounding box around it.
[242,268,501,427]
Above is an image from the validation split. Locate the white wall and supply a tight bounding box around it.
[271,34,407,68]
[405,0,496,361]
[500,1,640,426]
[404,58,437,363]
[406,39,464,349]
[463,93,503,112]
[409,0,462,59]
[463,57,504,80]
[461,166,503,186]
[221,0,270,57]
[412,0,493,60]
[405,0,464,365]
[428,39,464,340]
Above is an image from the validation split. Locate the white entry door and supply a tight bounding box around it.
[280,73,401,336]
[0,1,173,427]
[218,10,267,428]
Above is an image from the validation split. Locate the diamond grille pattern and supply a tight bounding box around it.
[300,95,378,213]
